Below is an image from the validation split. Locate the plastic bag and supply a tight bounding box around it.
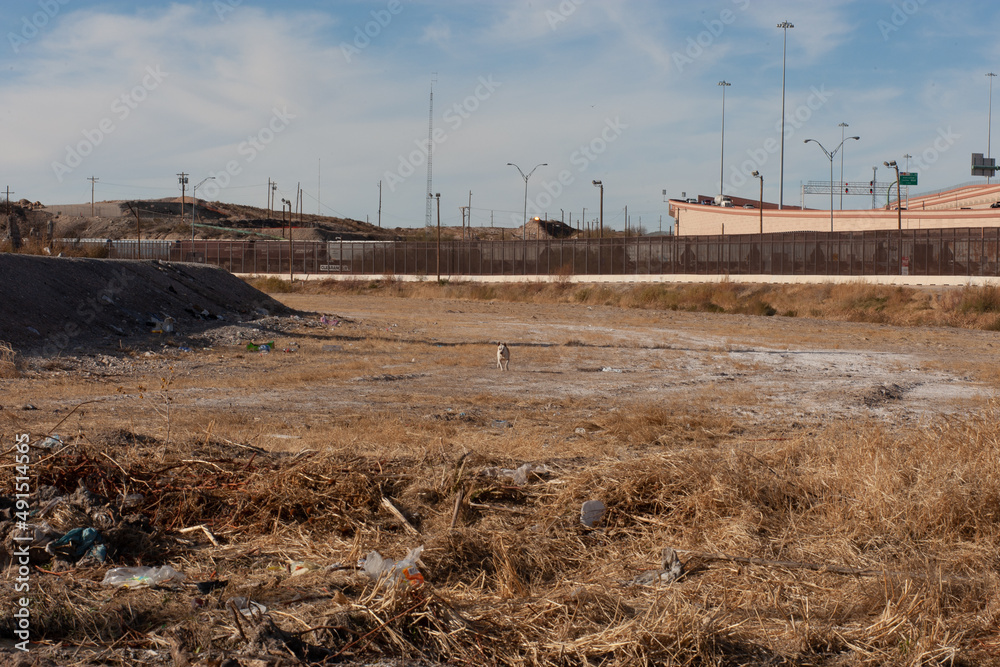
[361,546,424,587]
[102,565,186,588]
[227,596,267,617]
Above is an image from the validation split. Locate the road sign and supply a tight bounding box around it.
[972,153,998,176]
[899,172,918,186]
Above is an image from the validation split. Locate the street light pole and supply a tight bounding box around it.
[884,160,902,230]
[777,21,794,210]
[433,193,441,280]
[718,81,730,197]
[838,122,849,210]
[592,180,604,238]
[988,73,997,184]
[804,136,860,232]
[752,171,763,233]
[191,176,215,240]
[903,153,912,208]
[507,162,547,240]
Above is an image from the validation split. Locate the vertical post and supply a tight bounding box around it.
[718,80,730,198]
[378,180,382,228]
[435,193,441,281]
[989,73,997,185]
[777,21,793,209]
[88,176,99,217]
[838,122,848,210]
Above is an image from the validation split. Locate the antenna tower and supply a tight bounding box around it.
[425,76,436,227]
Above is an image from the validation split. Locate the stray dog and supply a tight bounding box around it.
[496,342,510,371]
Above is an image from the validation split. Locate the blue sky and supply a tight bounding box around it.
[2,0,999,231]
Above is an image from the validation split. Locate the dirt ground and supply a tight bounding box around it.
[4,291,997,430]
[3,290,1000,665]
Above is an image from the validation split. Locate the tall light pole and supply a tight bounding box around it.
[592,180,604,238]
[777,21,794,210]
[884,160,901,230]
[903,153,912,208]
[718,81,730,197]
[838,122,849,209]
[433,192,441,280]
[752,171,763,233]
[191,176,215,240]
[804,136,860,232]
[988,73,997,184]
[507,162,546,240]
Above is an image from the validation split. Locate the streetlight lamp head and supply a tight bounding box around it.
[592,180,601,186]
[506,162,513,166]
[849,136,860,141]
[752,171,760,178]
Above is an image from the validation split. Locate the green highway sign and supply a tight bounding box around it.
[899,172,918,186]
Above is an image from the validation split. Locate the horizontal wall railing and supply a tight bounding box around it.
[54,228,1000,278]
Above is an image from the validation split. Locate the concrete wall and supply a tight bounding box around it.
[673,205,1000,236]
[672,183,1000,236]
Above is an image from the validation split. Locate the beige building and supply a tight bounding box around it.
[669,183,1000,236]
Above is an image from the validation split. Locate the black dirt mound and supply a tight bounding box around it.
[0,255,291,355]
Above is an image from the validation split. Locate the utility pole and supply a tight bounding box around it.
[434,193,441,281]
[177,172,188,220]
[378,180,382,228]
[467,190,472,239]
[270,181,277,214]
[88,176,99,217]
[267,178,271,210]
[5,186,12,216]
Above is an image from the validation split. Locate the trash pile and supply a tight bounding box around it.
[0,429,707,666]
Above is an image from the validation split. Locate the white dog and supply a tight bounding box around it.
[496,342,510,371]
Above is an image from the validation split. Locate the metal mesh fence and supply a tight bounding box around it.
[56,228,1000,277]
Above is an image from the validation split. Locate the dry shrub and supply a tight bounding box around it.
[956,283,1000,314]
[0,341,21,378]
[246,275,294,293]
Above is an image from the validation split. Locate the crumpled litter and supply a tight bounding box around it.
[47,526,107,562]
[102,565,186,588]
[481,463,551,486]
[361,546,424,587]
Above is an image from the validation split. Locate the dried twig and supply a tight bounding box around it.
[678,549,971,583]
[178,524,221,547]
[450,488,464,529]
[381,497,420,535]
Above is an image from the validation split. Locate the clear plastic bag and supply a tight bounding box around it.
[101,565,185,588]
[361,546,424,587]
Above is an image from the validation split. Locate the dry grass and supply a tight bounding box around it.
[6,394,1000,665]
[268,278,1000,332]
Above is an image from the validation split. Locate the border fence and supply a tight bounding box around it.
[58,227,1000,278]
